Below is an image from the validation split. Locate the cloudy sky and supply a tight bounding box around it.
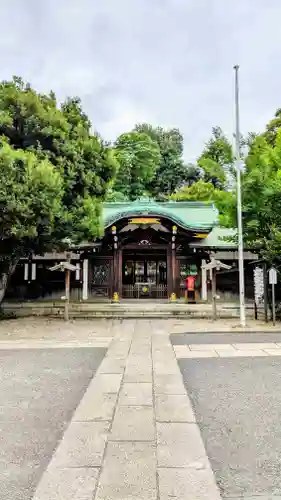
[1,0,281,160]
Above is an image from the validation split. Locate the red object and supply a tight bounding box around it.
[186,275,196,291]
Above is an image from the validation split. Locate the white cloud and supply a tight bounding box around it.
[1,0,281,160]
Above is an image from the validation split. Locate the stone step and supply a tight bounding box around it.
[2,301,253,319]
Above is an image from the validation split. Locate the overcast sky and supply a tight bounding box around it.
[1,0,281,160]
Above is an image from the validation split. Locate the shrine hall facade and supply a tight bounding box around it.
[6,200,257,302]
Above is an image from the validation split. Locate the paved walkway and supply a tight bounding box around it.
[1,317,280,499]
[174,342,281,358]
[31,320,221,500]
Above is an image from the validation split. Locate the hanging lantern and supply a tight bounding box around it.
[112,225,117,235]
[172,225,177,234]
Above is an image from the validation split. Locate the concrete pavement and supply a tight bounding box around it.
[31,320,221,500]
[0,347,105,500]
[178,356,281,498]
[2,318,281,499]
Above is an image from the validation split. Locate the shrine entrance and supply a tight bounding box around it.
[122,250,168,299]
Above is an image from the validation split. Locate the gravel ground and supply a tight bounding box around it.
[0,347,105,500]
[178,356,281,498]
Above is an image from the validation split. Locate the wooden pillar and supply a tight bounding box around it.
[113,248,118,295]
[171,244,176,295]
[175,258,181,298]
[171,225,177,298]
[167,245,173,297]
[211,267,217,321]
[118,249,123,297]
[113,248,121,297]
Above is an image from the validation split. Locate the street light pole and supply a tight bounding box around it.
[234,65,246,327]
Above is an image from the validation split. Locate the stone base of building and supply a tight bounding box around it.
[2,300,255,320]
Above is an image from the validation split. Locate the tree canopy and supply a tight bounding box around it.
[134,124,190,197]
[197,126,234,189]
[238,130,281,265]
[3,73,281,301]
[114,131,160,200]
[0,76,118,300]
[170,180,235,227]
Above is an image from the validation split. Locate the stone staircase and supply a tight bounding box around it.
[3,300,255,319]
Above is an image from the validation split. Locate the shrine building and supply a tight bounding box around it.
[6,200,257,302]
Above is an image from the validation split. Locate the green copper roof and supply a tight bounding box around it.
[103,199,218,232]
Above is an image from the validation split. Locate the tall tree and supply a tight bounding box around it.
[237,131,281,265]
[263,108,281,146]
[114,131,160,200]
[198,127,234,188]
[0,76,118,302]
[134,124,190,196]
[170,180,236,227]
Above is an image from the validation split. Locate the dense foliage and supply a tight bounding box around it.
[2,74,281,301]
[114,131,160,200]
[240,129,281,266]
[0,76,118,300]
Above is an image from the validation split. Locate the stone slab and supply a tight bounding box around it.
[110,405,155,441]
[91,373,123,393]
[33,467,99,500]
[153,374,187,395]
[73,392,118,421]
[95,441,157,500]
[158,467,221,500]
[155,394,195,422]
[217,350,268,357]
[124,363,152,382]
[173,345,190,357]
[0,347,105,500]
[153,361,179,374]
[175,350,219,358]
[264,349,281,355]
[233,343,280,350]
[52,421,109,467]
[118,383,153,406]
[157,422,208,468]
[189,343,228,351]
[125,354,152,367]
[98,357,126,374]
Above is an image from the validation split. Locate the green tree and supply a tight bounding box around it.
[198,127,233,188]
[263,108,281,146]
[0,140,63,301]
[0,76,118,302]
[170,180,235,226]
[134,124,191,196]
[238,131,281,265]
[114,131,160,200]
[184,163,202,187]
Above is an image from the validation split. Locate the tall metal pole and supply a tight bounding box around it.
[234,65,246,327]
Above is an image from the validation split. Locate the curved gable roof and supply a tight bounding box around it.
[103,200,218,232]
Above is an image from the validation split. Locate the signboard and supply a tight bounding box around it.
[269,267,277,285]
[253,267,264,304]
[128,218,160,225]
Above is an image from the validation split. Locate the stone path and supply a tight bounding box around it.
[32,320,221,500]
[173,342,281,358]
